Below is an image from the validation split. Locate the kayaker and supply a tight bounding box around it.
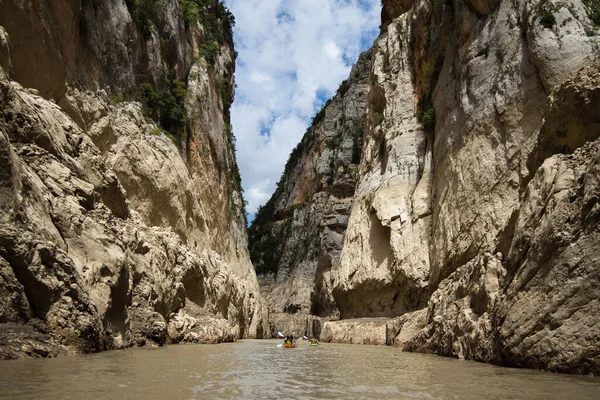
[284,336,292,345]
[309,337,319,345]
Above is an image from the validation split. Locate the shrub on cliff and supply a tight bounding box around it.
[126,0,165,39]
[539,9,556,29]
[535,0,556,29]
[181,1,235,65]
[248,199,284,275]
[224,123,246,223]
[198,41,220,65]
[373,112,384,127]
[179,0,235,40]
[138,80,188,141]
[422,107,435,132]
[337,79,350,97]
[585,0,600,25]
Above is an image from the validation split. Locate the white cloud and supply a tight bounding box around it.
[224,0,380,219]
[324,41,342,60]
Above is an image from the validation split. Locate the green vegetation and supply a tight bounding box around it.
[219,76,232,112]
[422,107,436,132]
[225,123,241,192]
[585,0,600,26]
[180,0,236,65]
[125,0,165,39]
[150,127,167,136]
[179,0,235,36]
[179,0,201,26]
[326,135,343,150]
[138,79,188,144]
[373,112,384,127]
[109,95,123,106]
[126,0,236,66]
[199,40,220,65]
[224,123,246,223]
[312,99,332,126]
[534,0,556,29]
[247,196,285,275]
[250,86,358,273]
[422,60,434,87]
[539,8,556,29]
[337,79,350,97]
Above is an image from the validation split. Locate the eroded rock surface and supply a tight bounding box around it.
[253,0,600,373]
[248,50,373,334]
[0,0,267,358]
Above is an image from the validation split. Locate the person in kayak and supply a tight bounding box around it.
[309,337,319,345]
[284,335,293,345]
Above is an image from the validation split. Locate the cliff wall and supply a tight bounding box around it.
[0,0,268,358]
[247,50,372,336]
[250,0,599,373]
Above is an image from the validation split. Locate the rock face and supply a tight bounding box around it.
[247,50,372,336]
[252,0,600,373]
[0,0,268,359]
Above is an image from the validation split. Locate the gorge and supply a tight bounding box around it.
[248,0,600,375]
[0,0,598,380]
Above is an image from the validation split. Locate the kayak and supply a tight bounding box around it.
[309,343,320,346]
[283,343,296,348]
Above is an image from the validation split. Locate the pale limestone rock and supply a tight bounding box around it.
[248,50,373,334]
[387,309,427,348]
[0,0,193,99]
[0,1,268,357]
[332,13,431,319]
[269,313,324,340]
[526,0,598,91]
[498,140,600,373]
[321,318,388,345]
[256,0,600,374]
[0,71,268,354]
[403,253,506,362]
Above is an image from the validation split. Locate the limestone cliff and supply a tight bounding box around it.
[248,50,372,336]
[0,0,268,359]
[251,0,600,373]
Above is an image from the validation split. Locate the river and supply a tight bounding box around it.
[0,340,598,399]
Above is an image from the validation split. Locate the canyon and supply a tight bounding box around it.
[0,0,598,376]
[249,0,600,374]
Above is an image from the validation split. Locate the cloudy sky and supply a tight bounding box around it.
[224,0,381,222]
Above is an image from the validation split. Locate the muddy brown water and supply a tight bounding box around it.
[0,340,598,399]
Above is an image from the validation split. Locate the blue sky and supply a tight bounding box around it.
[223,0,381,222]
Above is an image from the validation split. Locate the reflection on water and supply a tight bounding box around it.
[0,340,598,399]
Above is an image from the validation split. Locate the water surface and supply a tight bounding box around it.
[0,340,598,399]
